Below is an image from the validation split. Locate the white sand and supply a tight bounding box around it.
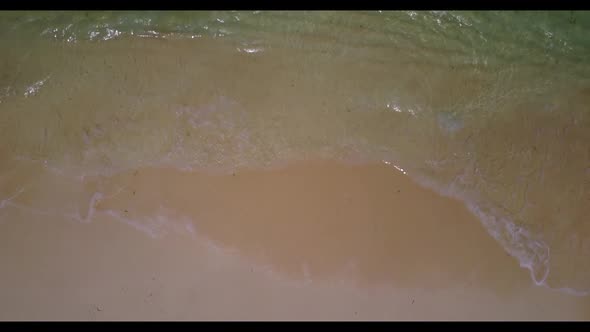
[0,160,589,320]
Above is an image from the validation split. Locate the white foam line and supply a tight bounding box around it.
[0,187,26,209]
[102,210,159,238]
[4,193,103,226]
[463,194,589,297]
[74,192,104,223]
[382,164,590,297]
[550,286,590,297]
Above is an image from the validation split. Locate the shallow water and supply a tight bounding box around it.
[0,11,589,295]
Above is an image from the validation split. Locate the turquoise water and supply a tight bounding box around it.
[0,11,589,295]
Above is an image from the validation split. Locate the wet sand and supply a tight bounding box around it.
[0,159,589,320]
[2,34,590,295]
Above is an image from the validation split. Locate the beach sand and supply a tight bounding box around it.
[1,159,589,320]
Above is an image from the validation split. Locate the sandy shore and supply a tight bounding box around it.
[0,159,589,320]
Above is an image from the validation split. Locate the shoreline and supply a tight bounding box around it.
[1,159,589,320]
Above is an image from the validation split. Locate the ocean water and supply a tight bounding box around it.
[0,11,589,295]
